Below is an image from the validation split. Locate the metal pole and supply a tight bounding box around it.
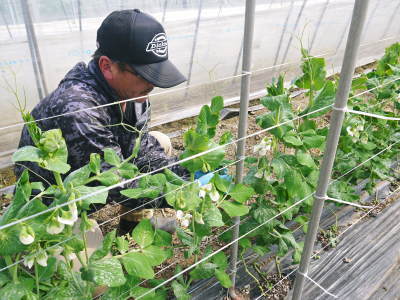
[380,0,400,39]
[279,0,308,66]
[228,0,256,298]
[20,0,48,99]
[161,0,167,23]
[309,0,330,53]
[77,0,82,31]
[291,1,370,299]
[185,0,203,87]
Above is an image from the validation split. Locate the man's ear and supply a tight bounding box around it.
[98,56,114,81]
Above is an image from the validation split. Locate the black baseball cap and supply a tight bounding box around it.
[97,9,186,88]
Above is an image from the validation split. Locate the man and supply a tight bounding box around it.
[16,9,188,217]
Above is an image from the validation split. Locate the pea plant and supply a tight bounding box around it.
[234,43,400,275]
[1,43,400,300]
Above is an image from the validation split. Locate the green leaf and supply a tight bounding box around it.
[215,269,233,288]
[38,257,57,282]
[251,207,278,231]
[213,174,232,193]
[303,135,325,149]
[121,187,160,199]
[296,151,316,168]
[212,251,228,270]
[220,201,249,217]
[153,229,172,247]
[183,129,209,152]
[104,148,121,166]
[277,238,289,257]
[119,163,139,179]
[176,227,194,247]
[203,205,225,227]
[83,258,126,287]
[12,146,42,163]
[229,183,255,203]
[219,131,233,145]
[295,53,326,91]
[121,252,155,279]
[284,169,309,200]
[239,238,252,250]
[260,94,291,111]
[90,230,116,262]
[130,286,156,300]
[0,283,26,300]
[164,182,180,207]
[301,81,335,118]
[97,171,120,186]
[271,157,287,178]
[116,237,129,254]
[189,263,217,280]
[43,158,71,174]
[63,165,91,186]
[210,96,224,114]
[75,185,108,210]
[283,134,303,147]
[89,153,101,174]
[164,168,186,186]
[132,219,154,248]
[171,280,190,300]
[142,245,171,266]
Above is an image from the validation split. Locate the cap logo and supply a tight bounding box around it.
[146,33,168,57]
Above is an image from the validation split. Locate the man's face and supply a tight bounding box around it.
[99,56,154,103]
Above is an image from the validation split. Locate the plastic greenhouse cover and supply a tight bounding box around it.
[0,0,399,168]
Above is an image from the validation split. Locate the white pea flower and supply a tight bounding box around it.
[69,202,78,220]
[176,210,184,220]
[19,226,35,245]
[198,183,212,198]
[178,211,192,228]
[57,203,78,226]
[23,256,35,269]
[199,189,206,198]
[209,190,220,202]
[346,126,356,137]
[254,170,264,179]
[357,124,364,131]
[181,219,190,228]
[36,251,48,267]
[66,252,77,261]
[360,135,368,144]
[253,138,272,156]
[46,218,65,235]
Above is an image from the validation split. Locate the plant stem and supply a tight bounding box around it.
[35,261,40,299]
[241,254,265,295]
[275,256,282,278]
[54,172,65,192]
[4,255,19,283]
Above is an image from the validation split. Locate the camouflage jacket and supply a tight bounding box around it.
[16,60,188,206]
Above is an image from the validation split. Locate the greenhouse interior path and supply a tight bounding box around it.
[297,187,400,300]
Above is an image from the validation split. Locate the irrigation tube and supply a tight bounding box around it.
[229,0,256,297]
[291,0,371,299]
